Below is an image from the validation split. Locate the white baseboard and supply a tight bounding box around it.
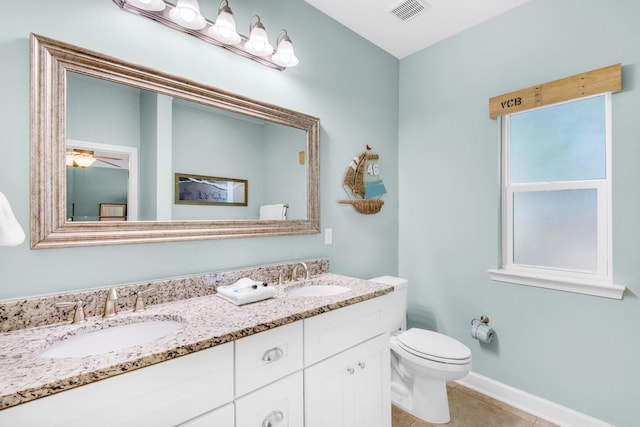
[456,372,613,427]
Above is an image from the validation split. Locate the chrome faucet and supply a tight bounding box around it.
[291,262,310,281]
[103,288,118,317]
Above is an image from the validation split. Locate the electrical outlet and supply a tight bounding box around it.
[324,228,332,245]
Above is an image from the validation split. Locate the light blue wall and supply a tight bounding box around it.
[0,0,399,297]
[139,91,160,220]
[66,73,141,147]
[262,123,308,220]
[398,0,640,425]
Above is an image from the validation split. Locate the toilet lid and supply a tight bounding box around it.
[397,328,471,364]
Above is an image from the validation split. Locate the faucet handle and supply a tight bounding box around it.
[133,287,155,312]
[103,287,118,318]
[56,300,87,324]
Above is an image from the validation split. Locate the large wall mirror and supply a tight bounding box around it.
[30,34,320,248]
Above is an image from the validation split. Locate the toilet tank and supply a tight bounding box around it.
[369,276,408,333]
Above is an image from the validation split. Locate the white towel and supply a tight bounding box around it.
[0,192,25,246]
[259,204,287,220]
[216,278,276,305]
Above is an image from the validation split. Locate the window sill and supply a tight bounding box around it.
[487,268,625,299]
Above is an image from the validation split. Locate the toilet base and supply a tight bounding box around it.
[392,376,451,424]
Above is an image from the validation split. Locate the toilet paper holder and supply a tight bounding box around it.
[471,315,495,344]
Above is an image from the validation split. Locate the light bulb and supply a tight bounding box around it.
[272,30,299,67]
[208,1,241,45]
[75,154,96,168]
[217,12,234,36]
[252,38,266,52]
[180,8,195,22]
[244,16,273,56]
[170,0,206,30]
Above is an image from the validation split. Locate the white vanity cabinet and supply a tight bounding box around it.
[1,293,392,427]
[303,295,391,427]
[0,343,234,427]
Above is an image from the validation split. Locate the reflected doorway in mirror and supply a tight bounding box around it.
[67,140,139,221]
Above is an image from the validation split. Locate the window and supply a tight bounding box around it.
[489,93,625,299]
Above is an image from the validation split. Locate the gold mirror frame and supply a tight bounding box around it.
[30,34,320,249]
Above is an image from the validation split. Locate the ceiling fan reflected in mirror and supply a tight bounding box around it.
[65,149,123,168]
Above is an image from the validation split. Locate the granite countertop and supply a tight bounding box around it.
[0,273,393,410]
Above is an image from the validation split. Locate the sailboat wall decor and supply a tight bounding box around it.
[339,146,387,214]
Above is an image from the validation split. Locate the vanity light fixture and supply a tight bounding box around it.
[169,0,206,30]
[208,0,241,45]
[272,30,299,68]
[114,0,299,70]
[244,16,273,56]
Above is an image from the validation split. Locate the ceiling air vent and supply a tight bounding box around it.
[387,0,430,22]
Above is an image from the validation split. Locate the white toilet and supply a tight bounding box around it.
[370,276,472,424]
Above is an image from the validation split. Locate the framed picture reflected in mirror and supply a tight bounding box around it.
[175,173,248,206]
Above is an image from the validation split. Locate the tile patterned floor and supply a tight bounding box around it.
[392,383,560,427]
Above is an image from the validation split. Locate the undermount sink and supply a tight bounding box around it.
[39,320,184,358]
[286,285,351,297]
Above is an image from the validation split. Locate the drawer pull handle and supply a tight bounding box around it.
[262,346,284,363]
[347,366,355,375]
[358,361,366,369]
[262,410,284,427]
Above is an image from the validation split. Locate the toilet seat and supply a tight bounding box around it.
[397,328,471,365]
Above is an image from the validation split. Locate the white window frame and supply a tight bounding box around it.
[488,93,625,299]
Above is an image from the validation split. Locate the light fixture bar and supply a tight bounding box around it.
[113,0,293,70]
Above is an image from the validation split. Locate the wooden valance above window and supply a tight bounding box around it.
[489,63,622,119]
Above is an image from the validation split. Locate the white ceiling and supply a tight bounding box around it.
[304,0,531,59]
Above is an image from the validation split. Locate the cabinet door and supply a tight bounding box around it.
[304,333,390,427]
[304,345,355,427]
[304,348,353,427]
[353,333,391,427]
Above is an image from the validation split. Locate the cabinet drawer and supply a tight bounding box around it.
[235,371,303,427]
[235,320,303,397]
[304,296,387,367]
